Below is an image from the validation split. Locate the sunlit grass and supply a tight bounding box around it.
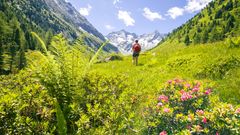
[92,40,240,104]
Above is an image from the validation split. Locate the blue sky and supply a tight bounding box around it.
[66,0,212,35]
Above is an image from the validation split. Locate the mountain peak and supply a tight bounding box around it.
[106,31,166,54]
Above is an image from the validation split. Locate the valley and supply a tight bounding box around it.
[0,0,240,134]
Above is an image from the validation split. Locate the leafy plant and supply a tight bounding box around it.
[144,79,240,135]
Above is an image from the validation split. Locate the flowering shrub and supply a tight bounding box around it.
[145,79,240,135]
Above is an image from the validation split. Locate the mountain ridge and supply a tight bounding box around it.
[43,0,106,41]
[106,30,166,54]
[5,0,118,52]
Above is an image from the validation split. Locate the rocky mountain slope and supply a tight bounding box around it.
[4,0,118,52]
[44,0,105,41]
[106,30,165,54]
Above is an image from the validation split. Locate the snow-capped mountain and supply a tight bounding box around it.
[106,30,165,54]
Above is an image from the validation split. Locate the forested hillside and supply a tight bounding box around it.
[163,0,240,45]
[0,0,117,74]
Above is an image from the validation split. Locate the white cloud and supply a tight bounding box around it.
[166,7,184,19]
[118,10,135,26]
[79,4,92,16]
[113,0,121,5]
[143,8,164,21]
[185,0,212,13]
[166,0,212,19]
[105,25,115,30]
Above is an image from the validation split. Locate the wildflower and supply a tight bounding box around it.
[192,87,199,92]
[235,108,240,114]
[185,83,191,88]
[216,132,219,135]
[180,90,185,94]
[195,82,201,87]
[196,110,204,116]
[163,108,170,113]
[157,102,163,107]
[174,79,181,83]
[158,95,169,102]
[168,80,172,84]
[181,92,192,101]
[205,89,212,95]
[202,117,207,124]
[159,130,167,135]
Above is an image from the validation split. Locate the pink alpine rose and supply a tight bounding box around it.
[205,89,212,95]
[235,108,240,114]
[202,117,207,124]
[196,110,204,116]
[163,108,170,113]
[181,92,192,101]
[157,102,163,107]
[185,83,191,88]
[158,95,169,102]
[159,130,167,135]
[168,80,172,84]
[192,87,199,92]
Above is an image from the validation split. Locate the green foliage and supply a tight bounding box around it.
[20,34,138,134]
[195,56,240,79]
[0,71,56,134]
[164,0,240,45]
[77,74,138,134]
[55,100,67,135]
[1,35,240,134]
[228,37,240,48]
[31,32,48,55]
[0,0,240,134]
[84,41,109,74]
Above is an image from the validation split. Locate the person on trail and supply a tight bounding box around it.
[132,40,141,66]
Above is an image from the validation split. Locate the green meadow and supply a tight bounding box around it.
[93,39,240,105]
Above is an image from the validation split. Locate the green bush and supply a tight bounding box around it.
[0,71,56,134]
[76,73,138,134]
[228,37,240,48]
[144,79,240,135]
[195,56,240,79]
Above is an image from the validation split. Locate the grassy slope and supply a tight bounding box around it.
[92,40,240,104]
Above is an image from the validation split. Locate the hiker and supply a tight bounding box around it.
[132,40,141,66]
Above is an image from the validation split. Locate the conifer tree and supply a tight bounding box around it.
[184,35,190,45]
[18,47,26,70]
[225,0,233,11]
[0,0,7,11]
[0,43,3,73]
[193,33,201,44]
[202,30,208,43]
[45,29,54,49]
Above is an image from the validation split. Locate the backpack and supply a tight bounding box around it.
[133,43,141,52]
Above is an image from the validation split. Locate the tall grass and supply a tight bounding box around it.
[31,32,48,55]
[84,40,109,75]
